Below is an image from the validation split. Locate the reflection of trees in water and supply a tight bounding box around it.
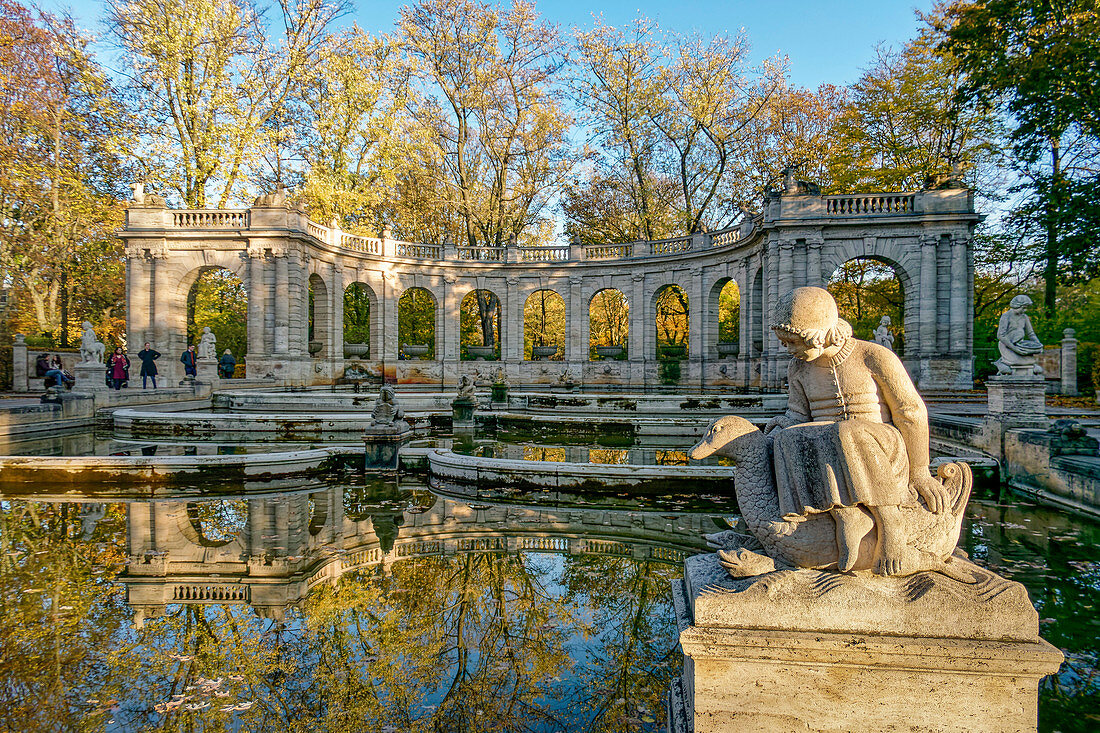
[559,554,681,729]
[187,499,248,544]
[0,501,129,730]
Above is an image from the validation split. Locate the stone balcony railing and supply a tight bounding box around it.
[125,187,974,263]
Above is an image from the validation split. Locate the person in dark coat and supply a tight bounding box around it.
[180,344,197,377]
[35,354,50,377]
[218,349,236,379]
[107,347,130,390]
[137,342,161,389]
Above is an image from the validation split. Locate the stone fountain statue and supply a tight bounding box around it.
[370,384,407,430]
[872,315,895,351]
[198,326,217,360]
[690,287,973,578]
[993,294,1045,376]
[454,374,476,402]
[79,321,105,365]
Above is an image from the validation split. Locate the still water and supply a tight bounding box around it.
[1,479,1096,732]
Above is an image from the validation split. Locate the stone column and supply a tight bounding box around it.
[330,261,344,368]
[503,277,521,363]
[689,268,704,365]
[288,250,307,357]
[151,251,175,382]
[12,334,27,392]
[381,273,398,372]
[566,277,585,363]
[918,237,938,361]
[1061,328,1078,396]
[273,254,289,354]
[736,262,748,360]
[443,276,459,369]
[126,253,149,353]
[949,235,968,353]
[246,248,267,369]
[629,274,645,363]
[807,241,823,287]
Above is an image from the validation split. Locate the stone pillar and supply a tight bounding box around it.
[629,274,645,367]
[381,273,398,382]
[807,241,823,287]
[246,249,267,370]
[274,254,289,354]
[1060,328,1078,396]
[330,261,344,369]
[127,254,149,353]
[12,334,27,392]
[151,252,174,382]
[566,277,584,363]
[288,250,307,357]
[443,276,459,369]
[503,277,521,363]
[986,375,1048,432]
[919,237,938,360]
[950,235,968,353]
[673,553,1063,733]
[689,268,704,367]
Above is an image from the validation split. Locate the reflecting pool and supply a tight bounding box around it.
[2,479,1096,732]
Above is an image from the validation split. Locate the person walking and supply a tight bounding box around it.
[180,344,197,378]
[219,349,236,379]
[138,342,161,389]
[107,347,130,390]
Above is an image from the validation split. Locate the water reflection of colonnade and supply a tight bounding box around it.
[121,184,978,390]
[122,486,719,626]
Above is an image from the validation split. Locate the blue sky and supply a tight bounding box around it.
[43,0,933,89]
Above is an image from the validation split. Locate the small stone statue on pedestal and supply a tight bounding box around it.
[363,384,411,470]
[198,327,218,360]
[993,294,1045,376]
[872,315,895,351]
[79,321,105,365]
[370,384,408,431]
[452,374,477,426]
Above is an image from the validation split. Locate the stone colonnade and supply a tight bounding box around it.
[119,188,979,390]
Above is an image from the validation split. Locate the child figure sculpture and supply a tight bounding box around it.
[691,287,972,578]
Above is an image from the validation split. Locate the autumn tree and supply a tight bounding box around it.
[109,0,348,208]
[0,1,128,345]
[941,0,1100,315]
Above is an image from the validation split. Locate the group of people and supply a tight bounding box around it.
[38,340,238,393]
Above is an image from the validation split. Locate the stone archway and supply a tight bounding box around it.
[589,288,629,360]
[185,266,248,377]
[826,255,912,357]
[460,289,500,361]
[523,289,565,360]
[343,282,377,360]
[399,287,437,359]
[653,284,689,359]
[307,273,331,358]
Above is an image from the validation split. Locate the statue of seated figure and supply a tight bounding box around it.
[691,287,973,579]
[994,294,1045,376]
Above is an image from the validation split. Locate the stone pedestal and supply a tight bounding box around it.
[491,382,508,404]
[363,424,412,471]
[12,335,27,392]
[196,357,218,383]
[452,397,476,428]
[987,375,1048,427]
[73,362,108,392]
[671,553,1063,733]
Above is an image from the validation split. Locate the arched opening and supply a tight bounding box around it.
[398,287,437,359]
[187,267,247,372]
[307,273,329,358]
[827,258,906,354]
[712,278,740,357]
[589,288,629,359]
[343,282,373,359]
[523,289,565,360]
[654,284,689,359]
[460,289,500,360]
[185,499,248,547]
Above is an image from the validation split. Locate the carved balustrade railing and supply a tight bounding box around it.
[171,210,250,228]
[825,194,917,215]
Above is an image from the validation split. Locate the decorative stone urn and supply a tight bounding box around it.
[659,343,686,359]
[343,343,369,358]
[716,342,738,358]
[532,345,558,359]
[595,345,624,358]
[402,343,430,359]
[308,340,323,356]
[466,345,496,360]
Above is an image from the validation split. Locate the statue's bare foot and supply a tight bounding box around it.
[718,548,776,577]
[832,507,873,572]
[873,535,914,576]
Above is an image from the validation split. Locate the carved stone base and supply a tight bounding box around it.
[362,425,412,471]
[987,375,1048,428]
[73,362,109,392]
[671,553,1063,733]
[195,357,218,383]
